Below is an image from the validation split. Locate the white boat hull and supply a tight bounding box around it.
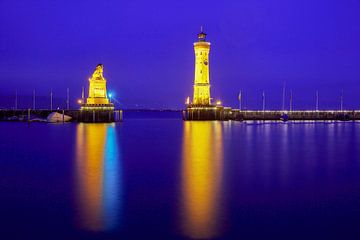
[47,112,72,123]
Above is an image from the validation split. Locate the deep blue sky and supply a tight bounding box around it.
[1,0,360,109]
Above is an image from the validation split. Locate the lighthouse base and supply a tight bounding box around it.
[182,106,232,121]
[79,104,122,123]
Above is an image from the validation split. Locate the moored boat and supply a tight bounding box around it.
[46,112,72,123]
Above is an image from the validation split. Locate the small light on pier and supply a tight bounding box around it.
[78,99,82,104]
[216,100,222,106]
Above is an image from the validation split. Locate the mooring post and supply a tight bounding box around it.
[62,110,65,123]
[93,110,95,123]
[120,110,123,122]
[28,108,30,123]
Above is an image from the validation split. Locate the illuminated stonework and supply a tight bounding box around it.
[86,64,109,105]
[192,29,211,106]
[181,122,224,238]
[79,64,116,122]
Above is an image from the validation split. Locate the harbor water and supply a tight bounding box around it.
[1,115,360,239]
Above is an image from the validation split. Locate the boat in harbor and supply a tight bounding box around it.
[280,113,289,122]
[46,112,72,123]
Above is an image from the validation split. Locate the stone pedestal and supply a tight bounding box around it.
[183,106,231,121]
[79,104,120,123]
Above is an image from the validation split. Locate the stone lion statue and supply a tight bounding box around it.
[90,64,105,81]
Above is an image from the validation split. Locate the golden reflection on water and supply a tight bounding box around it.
[75,123,121,231]
[181,121,224,239]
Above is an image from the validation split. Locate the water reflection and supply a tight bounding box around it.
[75,123,122,231]
[181,122,224,239]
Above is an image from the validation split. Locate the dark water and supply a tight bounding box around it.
[1,119,360,239]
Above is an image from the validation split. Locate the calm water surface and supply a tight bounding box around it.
[1,118,360,239]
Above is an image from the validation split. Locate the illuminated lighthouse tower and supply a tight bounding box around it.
[183,29,228,121]
[192,27,211,106]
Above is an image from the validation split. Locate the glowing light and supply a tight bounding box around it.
[78,99,82,104]
[181,122,224,239]
[192,29,211,106]
[216,100,222,106]
[75,124,106,231]
[86,64,110,105]
[81,106,114,110]
[186,96,190,105]
[75,124,122,231]
[103,125,121,229]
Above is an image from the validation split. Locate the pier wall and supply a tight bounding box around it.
[2,108,360,122]
[232,110,360,121]
[0,109,123,123]
[183,108,360,121]
[78,109,115,123]
[183,107,231,121]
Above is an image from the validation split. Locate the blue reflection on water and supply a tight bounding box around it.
[75,123,122,232]
[1,120,360,239]
[103,124,122,230]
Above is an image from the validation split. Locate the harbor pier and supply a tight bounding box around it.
[232,110,360,121]
[182,106,231,121]
[79,105,122,123]
[0,109,123,123]
[183,108,360,121]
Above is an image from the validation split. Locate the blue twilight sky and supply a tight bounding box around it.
[0,0,360,110]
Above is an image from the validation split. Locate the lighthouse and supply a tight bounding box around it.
[183,29,229,121]
[192,27,211,106]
